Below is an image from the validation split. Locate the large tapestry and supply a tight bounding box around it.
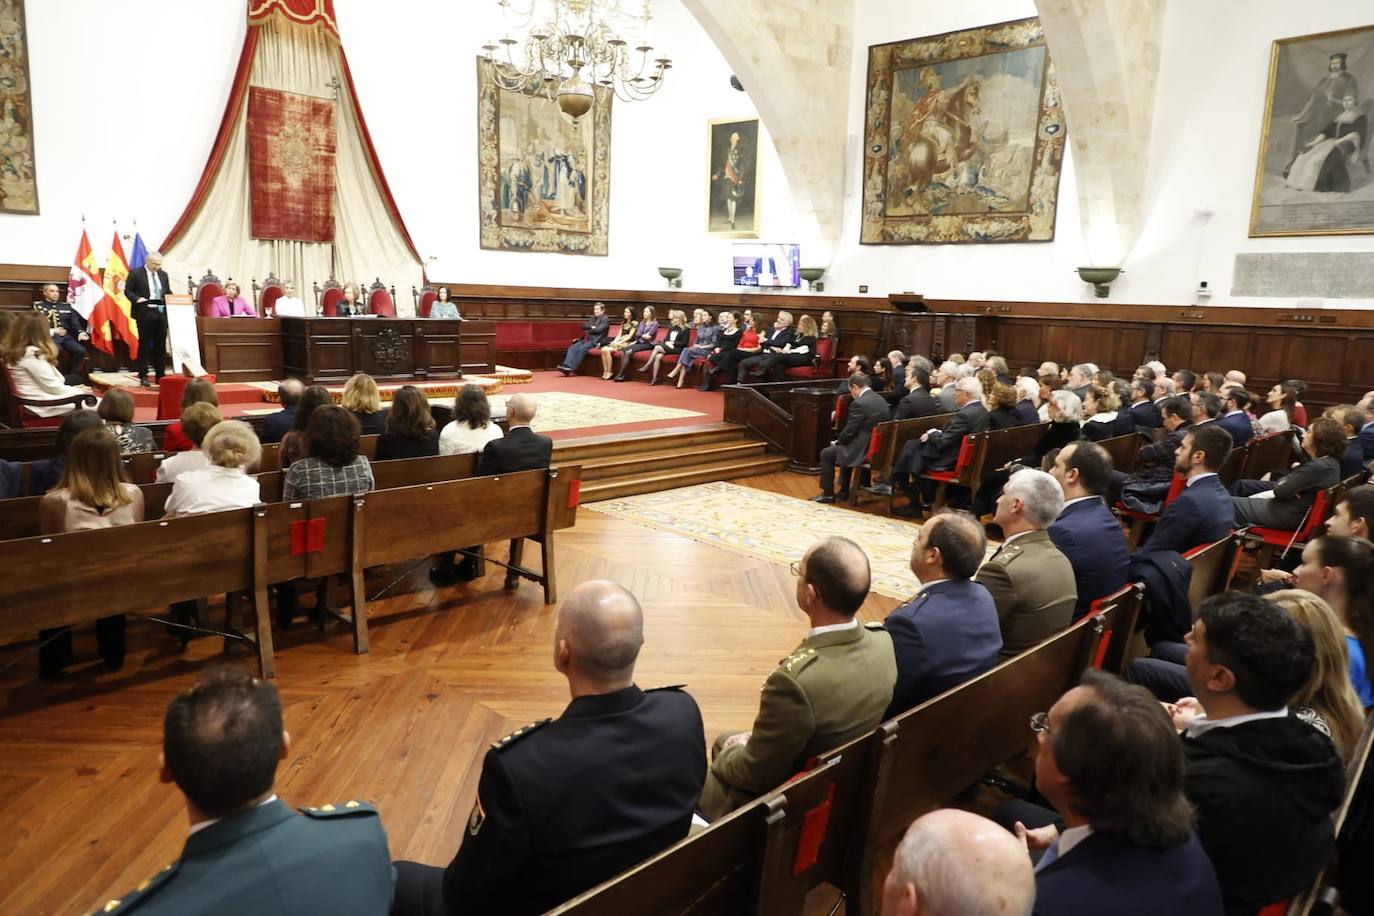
[0,0,38,214]
[478,58,612,255]
[246,86,337,243]
[860,17,1065,245]
[1249,24,1374,238]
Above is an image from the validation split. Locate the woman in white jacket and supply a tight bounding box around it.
[2,312,95,417]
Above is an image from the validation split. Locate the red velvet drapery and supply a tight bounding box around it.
[248,0,339,39]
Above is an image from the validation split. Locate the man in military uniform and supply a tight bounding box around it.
[91,666,393,915]
[33,282,89,379]
[699,536,897,820]
[391,581,707,916]
[977,468,1078,657]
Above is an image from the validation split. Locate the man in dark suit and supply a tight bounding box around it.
[477,394,555,590]
[1048,441,1130,618]
[883,511,1001,718]
[1216,388,1254,446]
[1110,396,1193,504]
[124,251,172,387]
[392,581,706,916]
[93,667,394,915]
[1129,377,1162,429]
[1006,670,1224,916]
[813,372,887,503]
[33,282,89,377]
[735,311,795,382]
[1358,391,1374,463]
[1189,390,1222,428]
[1138,424,1235,555]
[892,376,991,516]
[261,378,304,443]
[1331,404,1369,478]
[891,365,938,420]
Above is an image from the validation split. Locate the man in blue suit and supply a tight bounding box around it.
[1010,670,1224,916]
[1216,388,1255,446]
[1358,391,1374,463]
[1048,441,1130,618]
[261,378,304,444]
[1128,378,1163,429]
[883,511,1002,719]
[1137,424,1235,555]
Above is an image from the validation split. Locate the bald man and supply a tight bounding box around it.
[392,581,706,916]
[881,809,1034,916]
[474,393,554,589]
[699,536,896,819]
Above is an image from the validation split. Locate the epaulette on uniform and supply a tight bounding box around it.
[90,860,178,915]
[645,684,688,692]
[300,799,378,818]
[779,647,818,676]
[992,543,1023,563]
[864,621,887,631]
[492,718,551,751]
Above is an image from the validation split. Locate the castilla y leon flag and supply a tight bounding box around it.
[67,229,106,325]
[100,232,139,358]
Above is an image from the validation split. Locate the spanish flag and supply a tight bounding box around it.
[99,232,139,358]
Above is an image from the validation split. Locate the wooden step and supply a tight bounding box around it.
[552,422,743,463]
[578,441,768,481]
[581,454,790,502]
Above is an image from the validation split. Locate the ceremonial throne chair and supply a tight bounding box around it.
[253,274,285,317]
[368,279,397,317]
[315,278,344,317]
[412,284,438,318]
[191,270,225,318]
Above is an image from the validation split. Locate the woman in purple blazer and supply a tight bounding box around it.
[210,281,257,317]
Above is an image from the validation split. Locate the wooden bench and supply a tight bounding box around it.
[1097,433,1141,476]
[852,412,955,511]
[1240,430,1295,481]
[1085,582,1144,676]
[1183,536,1240,617]
[1240,474,1365,566]
[921,422,1050,511]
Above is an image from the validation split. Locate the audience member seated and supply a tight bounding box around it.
[880,810,1033,916]
[1114,396,1194,501]
[1232,416,1344,530]
[986,381,1024,429]
[1065,363,1095,400]
[892,365,939,420]
[1175,592,1344,914]
[338,281,367,316]
[1138,424,1235,555]
[978,469,1076,656]
[1326,484,1373,541]
[94,666,393,915]
[36,427,144,677]
[1002,670,1223,916]
[1,311,95,417]
[702,312,756,390]
[1011,376,1040,425]
[209,280,257,317]
[734,310,794,383]
[281,384,333,468]
[391,581,706,916]
[597,305,638,380]
[884,511,1001,718]
[836,354,883,396]
[699,536,896,820]
[163,378,220,453]
[97,387,154,454]
[1173,368,1197,397]
[33,281,89,376]
[1290,535,1374,707]
[342,372,388,436]
[813,372,887,504]
[557,301,610,375]
[283,406,376,500]
[892,376,991,516]
[429,286,460,320]
[746,313,817,382]
[1289,379,1310,427]
[1217,388,1255,446]
[1079,384,1132,441]
[375,385,439,460]
[1328,403,1370,478]
[1189,390,1222,429]
[163,420,263,517]
[1360,390,1374,463]
[666,309,718,388]
[261,377,304,443]
[1129,377,1163,429]
[22,409,102,496]
[475,394,554,590]
[640,308,690,384]
[932,361,960,411]
[1257,382,1299,435]
[154,402,223,484]
[1048,441,1130,617]
[611,306,660,381]
[438,384,503,457]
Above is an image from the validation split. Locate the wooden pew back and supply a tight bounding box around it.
[1184,536,1237,616]
[1097,433,1140,475]
[1241,431,1294,480]
[870,413,954,480]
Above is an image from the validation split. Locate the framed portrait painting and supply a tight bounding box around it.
[1249,24,1374,237]
[707,117,760,237]
[477,58,612,255]
[860,17,1066,244]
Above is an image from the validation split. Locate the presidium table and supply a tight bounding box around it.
[196,316,496,384]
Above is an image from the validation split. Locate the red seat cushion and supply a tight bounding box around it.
[418,290,438,318]
[321,288,344,317]
[197,283,225,318]
[369,290,395,317]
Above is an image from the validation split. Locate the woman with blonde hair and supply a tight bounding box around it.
[2,311,94,418]
[340,282,365,316]
[668,309,718,388]
[342,372,388,435]
[599,306,638,379]
[163,420,263,517]
[641,309,691,385]
[985,381,1022,429]
[1269,589,1367,764]
[1081,383,1132,441]
[610,305,659,381]
[155,402,224,483]
[36,427,144,675]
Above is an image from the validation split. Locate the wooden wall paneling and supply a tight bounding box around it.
[1107,325,1151,377]
[992,319,1047,371]
[1246,332,1287,387]
[1283,333,1346,386]
[1341,333,1374,398]
[1160,327,1196,372]
[1182,328,1251,380]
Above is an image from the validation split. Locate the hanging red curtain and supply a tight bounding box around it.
[247,87,337,242]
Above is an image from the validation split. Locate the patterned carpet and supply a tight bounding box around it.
[588,481,926,600]
[487,391,705,434]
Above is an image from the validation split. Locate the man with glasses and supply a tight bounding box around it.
[698,536,896,819]
[1128,377,1162,429]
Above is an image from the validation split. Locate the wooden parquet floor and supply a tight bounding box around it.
[0,468,902,915]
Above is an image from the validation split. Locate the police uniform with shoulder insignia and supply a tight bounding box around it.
[699,619,897,820]
[90,798,392,915]
[391,684,707,916]
[33,298,89,369]
[974,528,1077,657]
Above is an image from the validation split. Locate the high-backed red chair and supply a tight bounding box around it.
[784,336,839,380]
[157,374,217,421]
[368,279,396,317]
[192,270,225,318]
[253,274,284,317]
[315,279,343,317]
[413,284,438,317]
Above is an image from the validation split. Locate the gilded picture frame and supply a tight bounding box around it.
[0,0,40,215]
[1248,24,1374,238]
[477,58,613,255]
[859,17,1066,245]
[706,117,760,237]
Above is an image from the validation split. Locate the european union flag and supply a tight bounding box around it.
[129,232,148,270]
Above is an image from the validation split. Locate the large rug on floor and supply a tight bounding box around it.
[588,482,926,600]
[488,391,705,434]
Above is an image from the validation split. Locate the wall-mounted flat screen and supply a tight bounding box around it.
[733,243,801,288]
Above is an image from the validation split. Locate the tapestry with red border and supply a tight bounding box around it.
[247,86,337,243]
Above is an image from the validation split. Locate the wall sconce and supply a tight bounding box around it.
[799,267,826,292]
[658,266,683,289]
[1076,267,1122,298]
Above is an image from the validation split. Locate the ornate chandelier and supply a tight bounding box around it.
[483,0,673,121]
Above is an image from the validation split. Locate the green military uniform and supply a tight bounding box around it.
[91,798,393,915]
[974,528,1077,657]
[699,621,896,820]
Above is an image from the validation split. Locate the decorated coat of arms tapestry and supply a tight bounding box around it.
[247,87,337,242]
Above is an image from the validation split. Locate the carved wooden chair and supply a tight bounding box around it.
[413,283,437,318]
[315,278,343,317]
[252,273,284,317]
[368,278,397,317]
[191,270,225,318]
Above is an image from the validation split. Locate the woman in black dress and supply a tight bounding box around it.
[699,310,742,391]
[375,385,440,460]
